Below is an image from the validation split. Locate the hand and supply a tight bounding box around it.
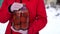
[11,2,23,12]
[19,30,28,34]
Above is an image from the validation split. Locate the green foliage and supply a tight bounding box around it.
[0,0,3,6]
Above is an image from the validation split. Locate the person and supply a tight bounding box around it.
[0,0,47,34]
[10,3,29,34]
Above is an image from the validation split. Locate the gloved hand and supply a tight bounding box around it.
[11,26,28,34]
[19,30,28,34]
[10,2,23,12]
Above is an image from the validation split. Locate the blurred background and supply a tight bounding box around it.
[40,0,60,34]
[0,0,60,34]
[0,0,3,6]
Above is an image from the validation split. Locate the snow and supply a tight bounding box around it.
[0,21,9,34]
[40,5,60,34]
[0,5,60,34]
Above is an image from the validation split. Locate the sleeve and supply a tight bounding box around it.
[0,0,11,23]
[28,0,47,34]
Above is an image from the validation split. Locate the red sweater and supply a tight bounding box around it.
[0,0,47,34]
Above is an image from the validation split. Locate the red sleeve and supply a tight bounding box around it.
[28,0,47,34]
[0,0,11,23]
